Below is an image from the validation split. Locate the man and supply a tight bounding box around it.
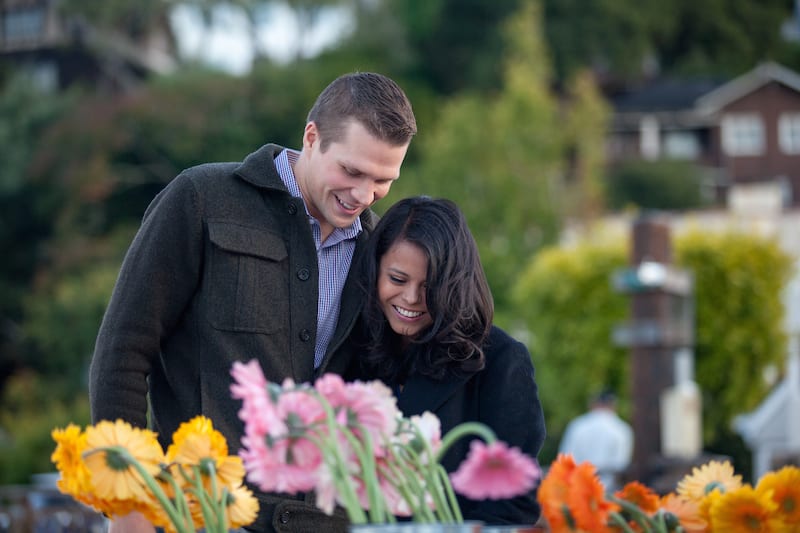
[558,390,634,492]
[88,72,417,532]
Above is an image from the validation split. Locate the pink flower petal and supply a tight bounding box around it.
[450,440,541,500]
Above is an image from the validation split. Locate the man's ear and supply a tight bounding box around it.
[303,121,319,150]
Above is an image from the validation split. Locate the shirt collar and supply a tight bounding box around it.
[275,149,362,243]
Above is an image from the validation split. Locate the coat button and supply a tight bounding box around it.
[287,203,298,215]
[297,268,310,281]
[299,329,311,342]
[279,510,290,524]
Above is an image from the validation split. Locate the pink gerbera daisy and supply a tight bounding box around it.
[449,440,541,500]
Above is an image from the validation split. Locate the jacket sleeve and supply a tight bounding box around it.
[461,331,547,525]
[88,173,204,428]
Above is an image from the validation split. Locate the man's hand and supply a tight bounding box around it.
[108,511,156,533]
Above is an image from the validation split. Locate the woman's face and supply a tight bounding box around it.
[377,240,433,340]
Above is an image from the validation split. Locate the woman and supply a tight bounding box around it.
[349,196,546,525]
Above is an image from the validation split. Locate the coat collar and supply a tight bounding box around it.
[234,143,287,190]
[397,369,476,417]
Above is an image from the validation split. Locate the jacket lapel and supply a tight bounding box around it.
[397,371,474,417]
[317,229,369,375]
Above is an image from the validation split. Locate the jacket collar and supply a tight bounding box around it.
[397,369,476,417]
[234,143,287,190]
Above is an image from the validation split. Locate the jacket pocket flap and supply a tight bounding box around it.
[208,221,287,261]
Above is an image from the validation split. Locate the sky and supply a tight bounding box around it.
[170,2,352,75]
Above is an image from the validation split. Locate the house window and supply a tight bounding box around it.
[721,114,765,156]
[664,131,700,160]
[3,7,45,45]
[778,113,800,154]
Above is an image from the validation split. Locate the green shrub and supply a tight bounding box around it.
[514,230,793,467]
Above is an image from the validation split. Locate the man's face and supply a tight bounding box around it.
[296,120,409,241]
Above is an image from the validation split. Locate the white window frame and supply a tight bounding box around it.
[778,112,800,155]
[663,131,700,160]
[3,7,45,44]
[721,113,765,156]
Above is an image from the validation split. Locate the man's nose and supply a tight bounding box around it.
[352,181,375,205]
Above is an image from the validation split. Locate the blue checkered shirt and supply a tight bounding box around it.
[275,149,361,368]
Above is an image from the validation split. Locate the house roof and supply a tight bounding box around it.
[611,62,800,117]
[611,78,726,113]
[697,61,800,113]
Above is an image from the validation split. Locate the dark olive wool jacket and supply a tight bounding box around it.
[89,143,378,532]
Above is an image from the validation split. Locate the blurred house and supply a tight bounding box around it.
[607,62,800,208]
[0,0,177,93]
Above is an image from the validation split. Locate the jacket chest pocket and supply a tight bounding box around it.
[206,221,289,333]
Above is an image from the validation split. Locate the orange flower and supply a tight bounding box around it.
[50,424,92,498]
[755,465,800,528]
[616,481,661,514]
[538,454,577,532]
[659,493,708,533]
[569,461,618,532]
[166,415,245,492]
[539,453,618,533]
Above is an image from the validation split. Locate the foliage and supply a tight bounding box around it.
[513,230,793,467]
[393,0,584,307]
[0,76,76,384]
[22,255,128,388]
[390,0,523,94]
[606,160,709,211]
[0,370,90,484]
[675,231,792,445]
[513,242,629,463]
[542,0,796,84]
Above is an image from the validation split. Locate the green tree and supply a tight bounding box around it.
[606,160,709,211]
[0,77,75,386]
[677,232,792,447]
[512,229,793,469]
[543,0,797,84]
[513,242,629,462]
[393,0,565,307]
[390,0,523,94]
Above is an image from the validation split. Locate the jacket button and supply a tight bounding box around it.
[287,203,298,215]
[279,510,290,524]
[299,329,311,342]
[297,268,310,281]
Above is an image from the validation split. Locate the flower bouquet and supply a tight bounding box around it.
[230,359,542,525]
[538,453,800,532]
[50,416,259,532]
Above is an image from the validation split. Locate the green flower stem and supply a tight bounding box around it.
[435,464,462,523]
[609,496,667,533]
[185,464,225,533]
[386,446,435,521]
[165,466,194,531]
[100,447,192,533]
[434,422,497,464]
[608,511,637,533]
[346,427,388,523]
[308,395,369,524]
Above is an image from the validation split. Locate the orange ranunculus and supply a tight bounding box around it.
[616,481,661,514]
[538,454,578,532]
[539,453,618,533]
[569,461,618,532]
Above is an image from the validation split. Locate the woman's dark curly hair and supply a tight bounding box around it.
[357,196,493,384]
